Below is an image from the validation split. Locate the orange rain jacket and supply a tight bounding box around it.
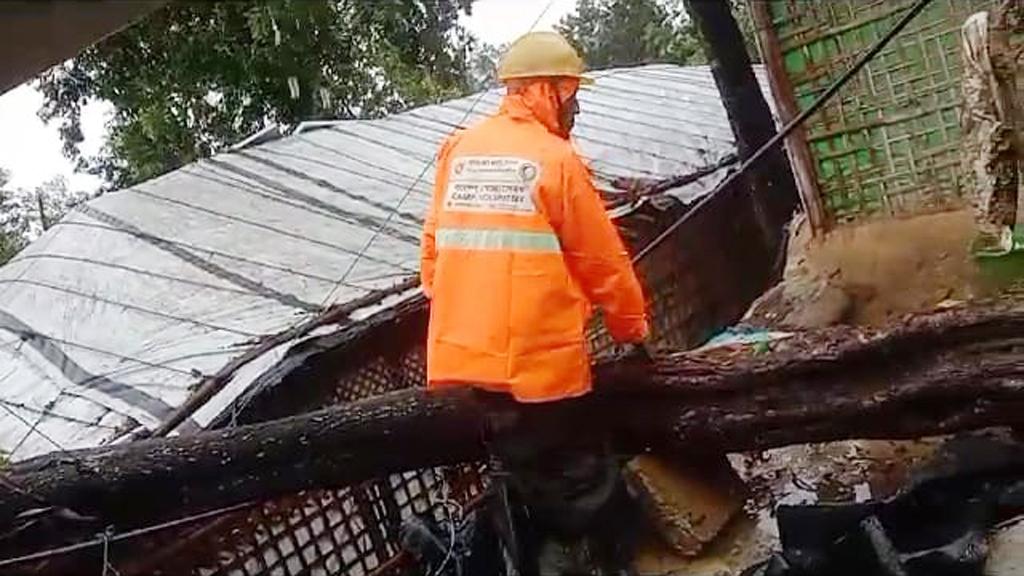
[420,80,649,402]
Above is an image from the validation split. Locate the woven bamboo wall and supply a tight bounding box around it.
[765,0,996,222]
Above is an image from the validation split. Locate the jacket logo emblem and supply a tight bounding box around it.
[444,156,540,214]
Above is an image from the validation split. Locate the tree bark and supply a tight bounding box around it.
[1,303,1023,552]
[684,0,801,237]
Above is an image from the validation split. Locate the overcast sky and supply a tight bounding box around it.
[0,0,576,194]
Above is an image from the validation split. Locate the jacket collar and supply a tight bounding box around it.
[498,81,568,138]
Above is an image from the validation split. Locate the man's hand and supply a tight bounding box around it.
[620,341,653,363]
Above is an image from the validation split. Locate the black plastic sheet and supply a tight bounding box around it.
[744,432,1024,576]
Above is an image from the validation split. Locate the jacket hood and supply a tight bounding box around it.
[499,78,578,138]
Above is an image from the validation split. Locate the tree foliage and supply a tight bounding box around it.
[37,0,475,189]
[558,0,703,68]
[467,42,503,91]
[0,170,28,265]
[0,168,90,264]
[557,0,760,69]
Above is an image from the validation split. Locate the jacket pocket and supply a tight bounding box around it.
[507,252,586,354]
[430,250,511,353]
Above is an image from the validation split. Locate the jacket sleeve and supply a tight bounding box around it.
[553,151,650,342]
[421,138,455,299]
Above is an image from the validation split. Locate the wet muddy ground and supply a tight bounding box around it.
[634,439,943,575]
[635,208,994,574]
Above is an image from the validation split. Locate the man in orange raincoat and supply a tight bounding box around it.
[420,31,650,574]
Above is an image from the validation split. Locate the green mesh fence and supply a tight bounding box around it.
[766,0,997,222]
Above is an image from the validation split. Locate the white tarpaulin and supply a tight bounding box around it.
[0,65,771,459]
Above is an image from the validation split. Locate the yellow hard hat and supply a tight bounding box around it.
[497,31,593,84]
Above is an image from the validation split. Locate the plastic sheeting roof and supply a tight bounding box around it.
[0,64,770,460]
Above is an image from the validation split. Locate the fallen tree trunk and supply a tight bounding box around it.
[2,303,1023,546]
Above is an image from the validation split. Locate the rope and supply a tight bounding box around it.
[0,328,198,378]
[128,187,416,274]
[0,396,73,458]
[0,382,87,514]
[56,220,344,286]
[317,88,493,308]
[428,467,464,576]
[632,0,936,264]
[11,254,278,299]
[0,278,260,338]
[0,398,118,430]
[0,502,256,569]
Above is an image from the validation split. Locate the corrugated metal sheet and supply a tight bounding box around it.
[0,64,769,460]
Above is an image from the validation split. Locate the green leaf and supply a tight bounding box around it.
[36,0,475,188]
[557,0,759,69]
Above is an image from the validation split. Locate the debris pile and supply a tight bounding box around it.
[747,209,985,330]
[631,209,1024,575]
[746,432,1024,576]
[1,205,1022,573]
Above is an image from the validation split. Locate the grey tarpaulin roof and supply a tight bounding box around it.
[0,64,771,460]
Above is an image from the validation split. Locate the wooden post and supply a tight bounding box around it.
[748,0,829,234]
[683,0,803,236]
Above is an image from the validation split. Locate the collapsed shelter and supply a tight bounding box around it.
[1,0,1022,574]
[0,60,790,574]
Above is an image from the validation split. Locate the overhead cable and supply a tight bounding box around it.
[0,502,257,569]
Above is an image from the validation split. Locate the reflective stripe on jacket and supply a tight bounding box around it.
[420,81,649,402]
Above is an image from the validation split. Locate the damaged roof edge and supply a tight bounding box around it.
[192,158,748,431]
[208,288,428,428]
[207,157,767,430]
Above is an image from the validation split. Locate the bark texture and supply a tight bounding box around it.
[1,303,1022,553]
[684,0,800,237]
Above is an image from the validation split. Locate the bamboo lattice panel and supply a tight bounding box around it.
[124,343,484,576]
[767,0,996,222]
[189,347,486,576]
